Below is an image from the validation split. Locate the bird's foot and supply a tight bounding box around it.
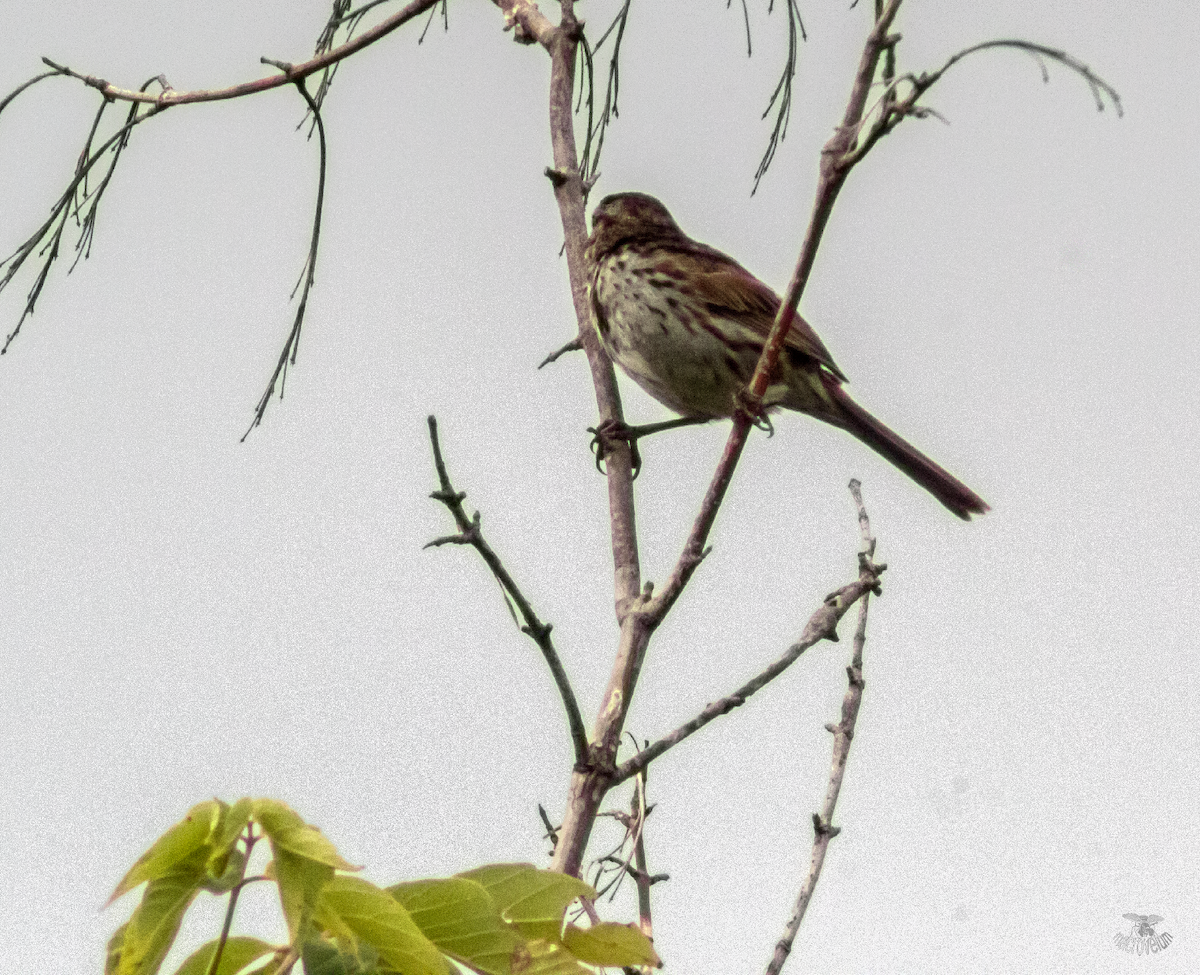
[589,419,644,477]
[585,420,643,477]
[588,415,708,477]
[734,388,774,437]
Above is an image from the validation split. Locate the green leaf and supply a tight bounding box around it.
[520,939,591,975]
[214,799,253,854]
[204,798,253,885]
[271,847,334,941]
[253,800,356,938]
[388,877,522,975]
[114,845,211,975]
[252,800,358,870]
[456,865,594,944]
[316,876,450,975]
[106,922,129,975]
[108,801,223,906]
[563,923,661,967]
[171,936,275,975]
[302,937,382,975]
[203,848,247,894]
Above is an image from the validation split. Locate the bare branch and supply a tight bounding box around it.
[765,482,878,975]
[39,0,442,107]
[477,0,648,880]
[423,416,589,768]
[611,555,883,787]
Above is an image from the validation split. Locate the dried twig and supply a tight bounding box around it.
[423,416,589,766]
[577,0,633,184]
[611,542,883,787]
[764,480,878,975]
[840,38,1121,170]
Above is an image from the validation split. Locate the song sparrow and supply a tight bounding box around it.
[585,192,989,520]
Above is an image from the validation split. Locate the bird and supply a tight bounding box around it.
[584,191,989,520]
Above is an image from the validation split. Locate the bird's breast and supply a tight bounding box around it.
[591,255,767,419]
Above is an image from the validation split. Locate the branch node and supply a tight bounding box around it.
[538,336,582,368]
[544,166,571,187]
[260,57,295,75]
[522,621,554,641]
[811,814,841,838]
[429,488,467,505]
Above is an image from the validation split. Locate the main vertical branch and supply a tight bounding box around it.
[532,0,651,876]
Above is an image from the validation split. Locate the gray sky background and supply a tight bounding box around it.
[2,0,1197,972]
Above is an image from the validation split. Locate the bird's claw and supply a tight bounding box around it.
[588,419,643,478]
[734,388,774,437]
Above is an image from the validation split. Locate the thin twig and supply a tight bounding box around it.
[577,0,632,184]
[629,771,655,952]
[537,336,582,368]
[423,416,589,767]
[764,481,878,975]
[611,554,883,787]
[1,83,169,353]
[243,70,328,438]
[841,38,1121,170]
[204,826,258,975]
[753,0,806,192]
[0,68,64,119]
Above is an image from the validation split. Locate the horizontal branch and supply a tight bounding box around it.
[41,0,442,106]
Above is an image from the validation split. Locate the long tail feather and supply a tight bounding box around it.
[823,379,990,520]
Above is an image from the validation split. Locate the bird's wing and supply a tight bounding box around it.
[1123,914,1146,922]
[677,248,848,382]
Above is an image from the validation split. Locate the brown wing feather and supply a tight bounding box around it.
[667,244,848,382]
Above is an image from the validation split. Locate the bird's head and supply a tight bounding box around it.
[586,192,686,264]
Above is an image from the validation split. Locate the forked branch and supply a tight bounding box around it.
[612,506,884,787]
[841,38,1121,169]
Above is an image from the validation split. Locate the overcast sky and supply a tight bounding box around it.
[2,0,1197,972]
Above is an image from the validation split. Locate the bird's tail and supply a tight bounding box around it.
[822,376,990,521]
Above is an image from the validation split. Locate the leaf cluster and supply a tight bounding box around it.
[105,799,660,975]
